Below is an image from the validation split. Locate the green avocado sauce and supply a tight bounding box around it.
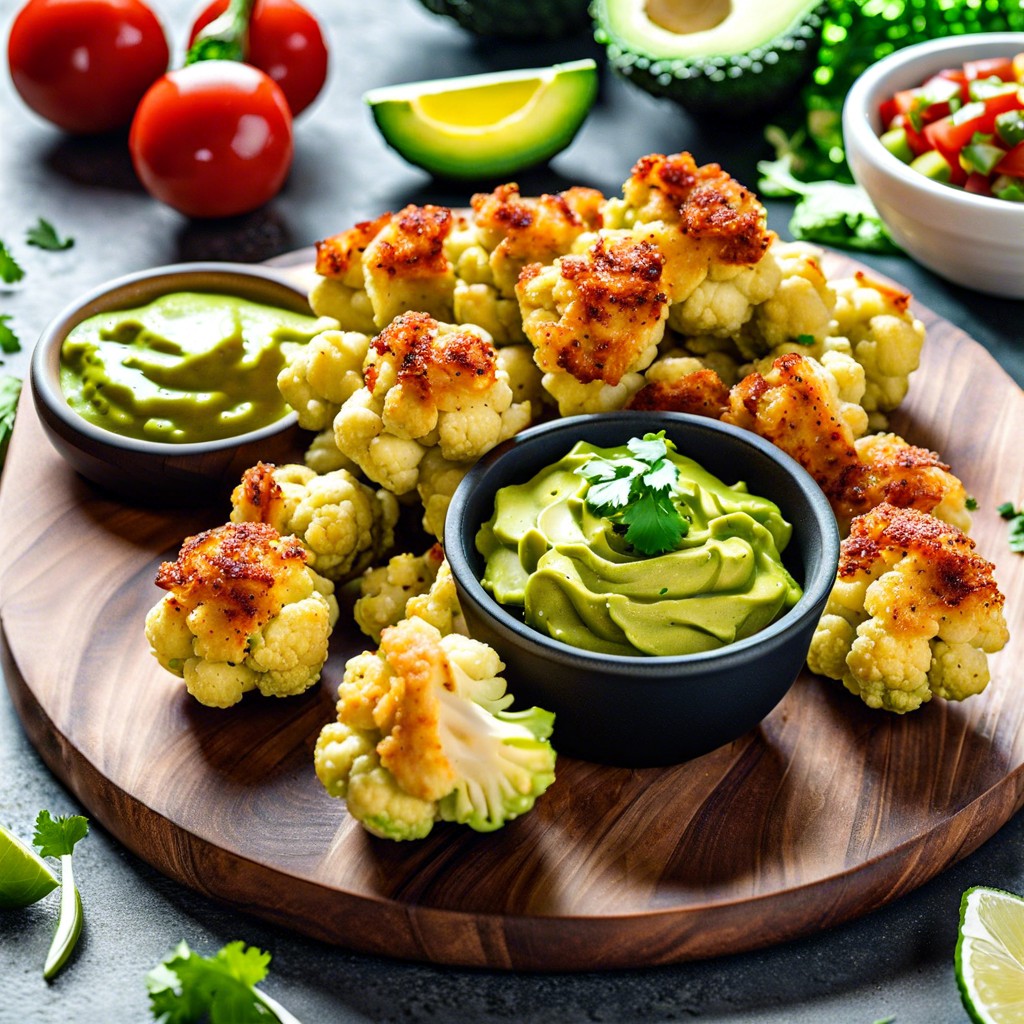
[59,291,332,443]
[476,439,803,657]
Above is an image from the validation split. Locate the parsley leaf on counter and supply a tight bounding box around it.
[26,217,74,251]
[0,315,20,354]
[147,940,303,1024]
[0,241,25,285]
[0,374,21,472]
[33,810,88,979]
[758,152,900,254]
[997,502,1024,553]
[576,431,688,556]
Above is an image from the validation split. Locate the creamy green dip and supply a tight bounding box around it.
[476,439,803,657]
[60,291,332,443]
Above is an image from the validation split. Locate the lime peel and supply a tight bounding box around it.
[0,821,59,909]
[956,885,1024,1024]
[364,59,598,179]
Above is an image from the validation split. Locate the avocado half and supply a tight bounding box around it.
[416,0,591,39]
[591,0,829,118]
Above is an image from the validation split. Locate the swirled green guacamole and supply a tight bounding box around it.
[59,292,332,443]
[476,437,803,657]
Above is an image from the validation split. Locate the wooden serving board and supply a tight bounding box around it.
[2,252,1023,971]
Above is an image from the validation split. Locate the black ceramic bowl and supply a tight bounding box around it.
[445,412,840,767]
[30,262,315,504]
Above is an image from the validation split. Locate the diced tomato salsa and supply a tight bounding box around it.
[877,52,1024,201]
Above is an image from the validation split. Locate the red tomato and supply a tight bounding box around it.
[128,61,293,218]
[995,140,1024,177]
[188,0,328,116]
[7,0,169,134]
[964,172,993,196]
[964,57,1016,82]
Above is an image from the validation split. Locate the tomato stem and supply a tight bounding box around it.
[185,0,257,65]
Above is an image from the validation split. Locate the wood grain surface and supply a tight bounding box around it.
[2,252,1023,971]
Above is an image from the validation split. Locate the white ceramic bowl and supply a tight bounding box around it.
[843,33,1024,298]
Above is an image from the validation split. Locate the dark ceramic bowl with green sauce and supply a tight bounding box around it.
[445,412,840,767]
[31,262,322,504]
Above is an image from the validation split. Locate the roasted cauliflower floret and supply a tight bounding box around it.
[144,522,338,707]
[303,427,359,474]
[404,558,468,639]
[807,504,1009,712]
[353,543,446,643]
[627,357,731,418]
[723,352,865,498]
[416,447,472,541]
[276,329,370,432]
[471,182,605,297]
[830,271,925,427]
[516,232,668,414]
[230,462,399,583]
[333,312,531,494]
[839,432,972,533]
[741,240,836,356]
[606,151,776,306]
[314,616,556,840]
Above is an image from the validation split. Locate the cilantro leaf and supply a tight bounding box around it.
[998,502,1024,553]
[965,496,979,511]
[33,810,89,858]
[0,315,20,354]
[147,940,302,1024]
[26,217,74,251]
[575,432,689,556]
[0,375,20,472]
[0,241,25,285]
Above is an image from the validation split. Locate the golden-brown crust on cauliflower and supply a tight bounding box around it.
[725,352,860,496]
[624,152,773,266]
[232,461,288,526]
[375,617,457,803]
[154,522,308,657]
[368,204,454,281]
[365,310,498,400]
[838,503,1003,619]
[626,367,730,418]
[315,212,392,279]
[519,234,667,385]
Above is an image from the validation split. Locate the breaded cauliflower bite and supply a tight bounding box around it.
[230,461,399,584]
[605,152,778,317]
[144,522,339,708]
[516,231,668,414]
[353,543,446,643]
[808,504,1009,713]
[333,311,532,495]
[310,204,462,332]
[830,271,925,428]
[314,615,556,840]
[470,182,605,297]
[276,328,371,432]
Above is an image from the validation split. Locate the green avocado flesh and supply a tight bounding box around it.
[476,440,802,657]
[416,0,591,39]
[366,61,598,180]
[592,0,828,116]
[59,292,327,443]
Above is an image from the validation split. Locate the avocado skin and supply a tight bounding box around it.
[591,0,828,119]
[416,0,591,39]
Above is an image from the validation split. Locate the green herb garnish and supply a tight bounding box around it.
[576,432,688,556]
[32,810,88,979]
[147,940,303,1023]
[965,496,979,511]
[0,315,20,354]
[997,502,1024,553]
[26,217,74,251]
[0,241,25,285]
[0,375,20,473]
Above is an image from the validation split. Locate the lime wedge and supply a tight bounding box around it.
[956,886,1024,1023]
[364,60,598,180]
[0,821,59,908]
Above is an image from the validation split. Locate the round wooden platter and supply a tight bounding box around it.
[2,251,1023,972]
